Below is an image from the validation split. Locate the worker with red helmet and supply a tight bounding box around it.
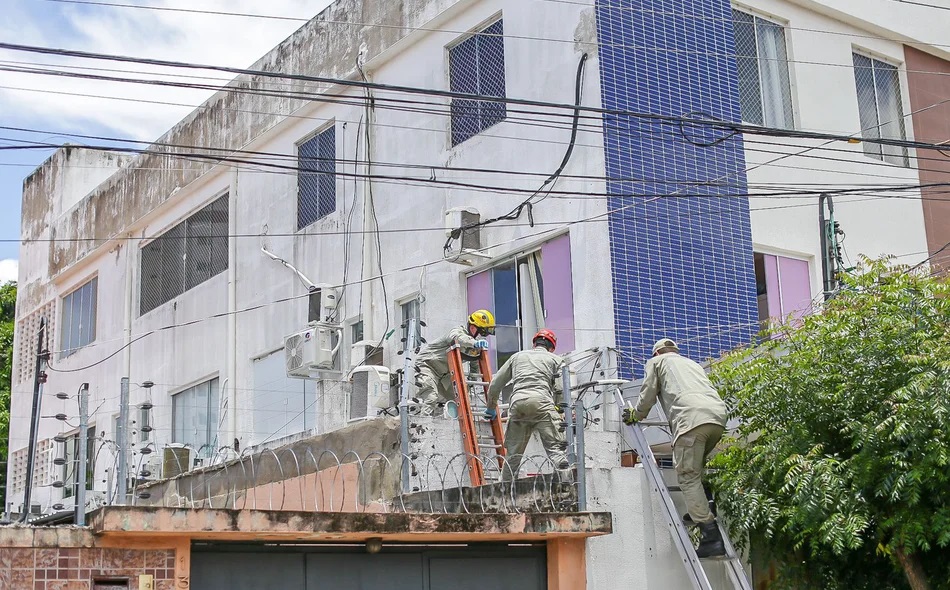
[486,329,569,481]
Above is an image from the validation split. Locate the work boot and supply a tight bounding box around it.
[695,521,727,559]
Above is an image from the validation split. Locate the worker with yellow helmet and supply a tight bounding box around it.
[413,310,495,416]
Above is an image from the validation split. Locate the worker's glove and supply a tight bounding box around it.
[622,408,638,425]
[484,407,498,420]
[474,339,490,350]
[554,404,565,414]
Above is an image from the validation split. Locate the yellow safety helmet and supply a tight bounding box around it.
[468,309,496,335]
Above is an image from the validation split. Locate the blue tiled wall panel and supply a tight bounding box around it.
[595,0,758,377]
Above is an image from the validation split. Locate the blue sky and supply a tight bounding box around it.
[0,0,333,282]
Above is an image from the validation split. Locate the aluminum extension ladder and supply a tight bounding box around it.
[613,390,752,590]
[447,346,506,486]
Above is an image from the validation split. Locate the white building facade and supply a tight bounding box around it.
[7,0,949,587]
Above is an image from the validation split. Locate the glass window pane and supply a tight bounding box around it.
[492,261,519,368]
[872,60,908,166]
[755,18,793,128]
[853,53,883,159]
[732,10,763,125]
[61,288,73,357]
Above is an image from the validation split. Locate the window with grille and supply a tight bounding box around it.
[732,9,794,128]
[449,18,507,146]
[853,53,909,166]
[139,194,229,315]
[60,277,97,358]
[297,125,337,229]
[171,378,220,458]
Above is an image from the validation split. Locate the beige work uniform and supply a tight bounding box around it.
[634,353,728,524]
[488,347,568,481]
[414,325,480,416]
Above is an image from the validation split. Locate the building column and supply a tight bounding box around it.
[547,538,587,590]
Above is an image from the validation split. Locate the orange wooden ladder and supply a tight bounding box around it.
[447,346,506,486]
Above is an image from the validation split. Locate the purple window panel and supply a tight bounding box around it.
[778,256,812,321]
[540,233,576,353]
[762,254,782,319]
[466,269,497,367]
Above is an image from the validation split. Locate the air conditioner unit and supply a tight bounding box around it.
[308,284,341,322]
[285,323,342,378]
[445,207,490,266]
[348,366,392,422]
[162,445,194,479]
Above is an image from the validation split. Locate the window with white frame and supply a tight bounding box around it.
[140,195,229,315]
[250,351,313,446]
[466,233,576,373]
[449,18,507,146]
[852,52,909,166]
[171,378,220,457]
[732,8,794,128]
[754,252,813,329]
[60,277,97,357]
[400,297,422,347]
[297,125,337,229]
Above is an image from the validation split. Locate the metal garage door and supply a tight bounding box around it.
[191,543,546,590]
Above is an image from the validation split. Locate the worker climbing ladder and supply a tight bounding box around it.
[613,389,752,590]
[447,346,506,486]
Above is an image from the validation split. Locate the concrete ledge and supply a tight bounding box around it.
[89,506,612,543]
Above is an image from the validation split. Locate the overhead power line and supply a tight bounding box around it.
[3,41,950,154]
[6,136,948,205]
[38,0,950,55]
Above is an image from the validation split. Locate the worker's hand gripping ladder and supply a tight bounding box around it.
[612,389,752,590]
[447,346,506,487]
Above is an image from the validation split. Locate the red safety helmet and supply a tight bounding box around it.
[533,329,557,351]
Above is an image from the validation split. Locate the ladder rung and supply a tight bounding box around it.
[478,443,503,448]
[466,380,490,386]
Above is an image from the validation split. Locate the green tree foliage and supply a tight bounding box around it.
[0,281,15,511]
[710,259,950,590]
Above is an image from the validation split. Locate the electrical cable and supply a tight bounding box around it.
[35,0,950,61]
[4,41,950,154]
[443,52,589,253]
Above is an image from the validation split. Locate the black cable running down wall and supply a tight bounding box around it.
[444,52,589,254]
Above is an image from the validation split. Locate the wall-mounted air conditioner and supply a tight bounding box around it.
[285,323,342,378]
[348,366,392,422]
[445,207,490,266]
[162,445,194,479]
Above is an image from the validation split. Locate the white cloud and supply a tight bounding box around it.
[0,0,334,140]
[0,258,18,283]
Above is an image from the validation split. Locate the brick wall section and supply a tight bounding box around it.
[904,46,950,271]
[0,530,176,590]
